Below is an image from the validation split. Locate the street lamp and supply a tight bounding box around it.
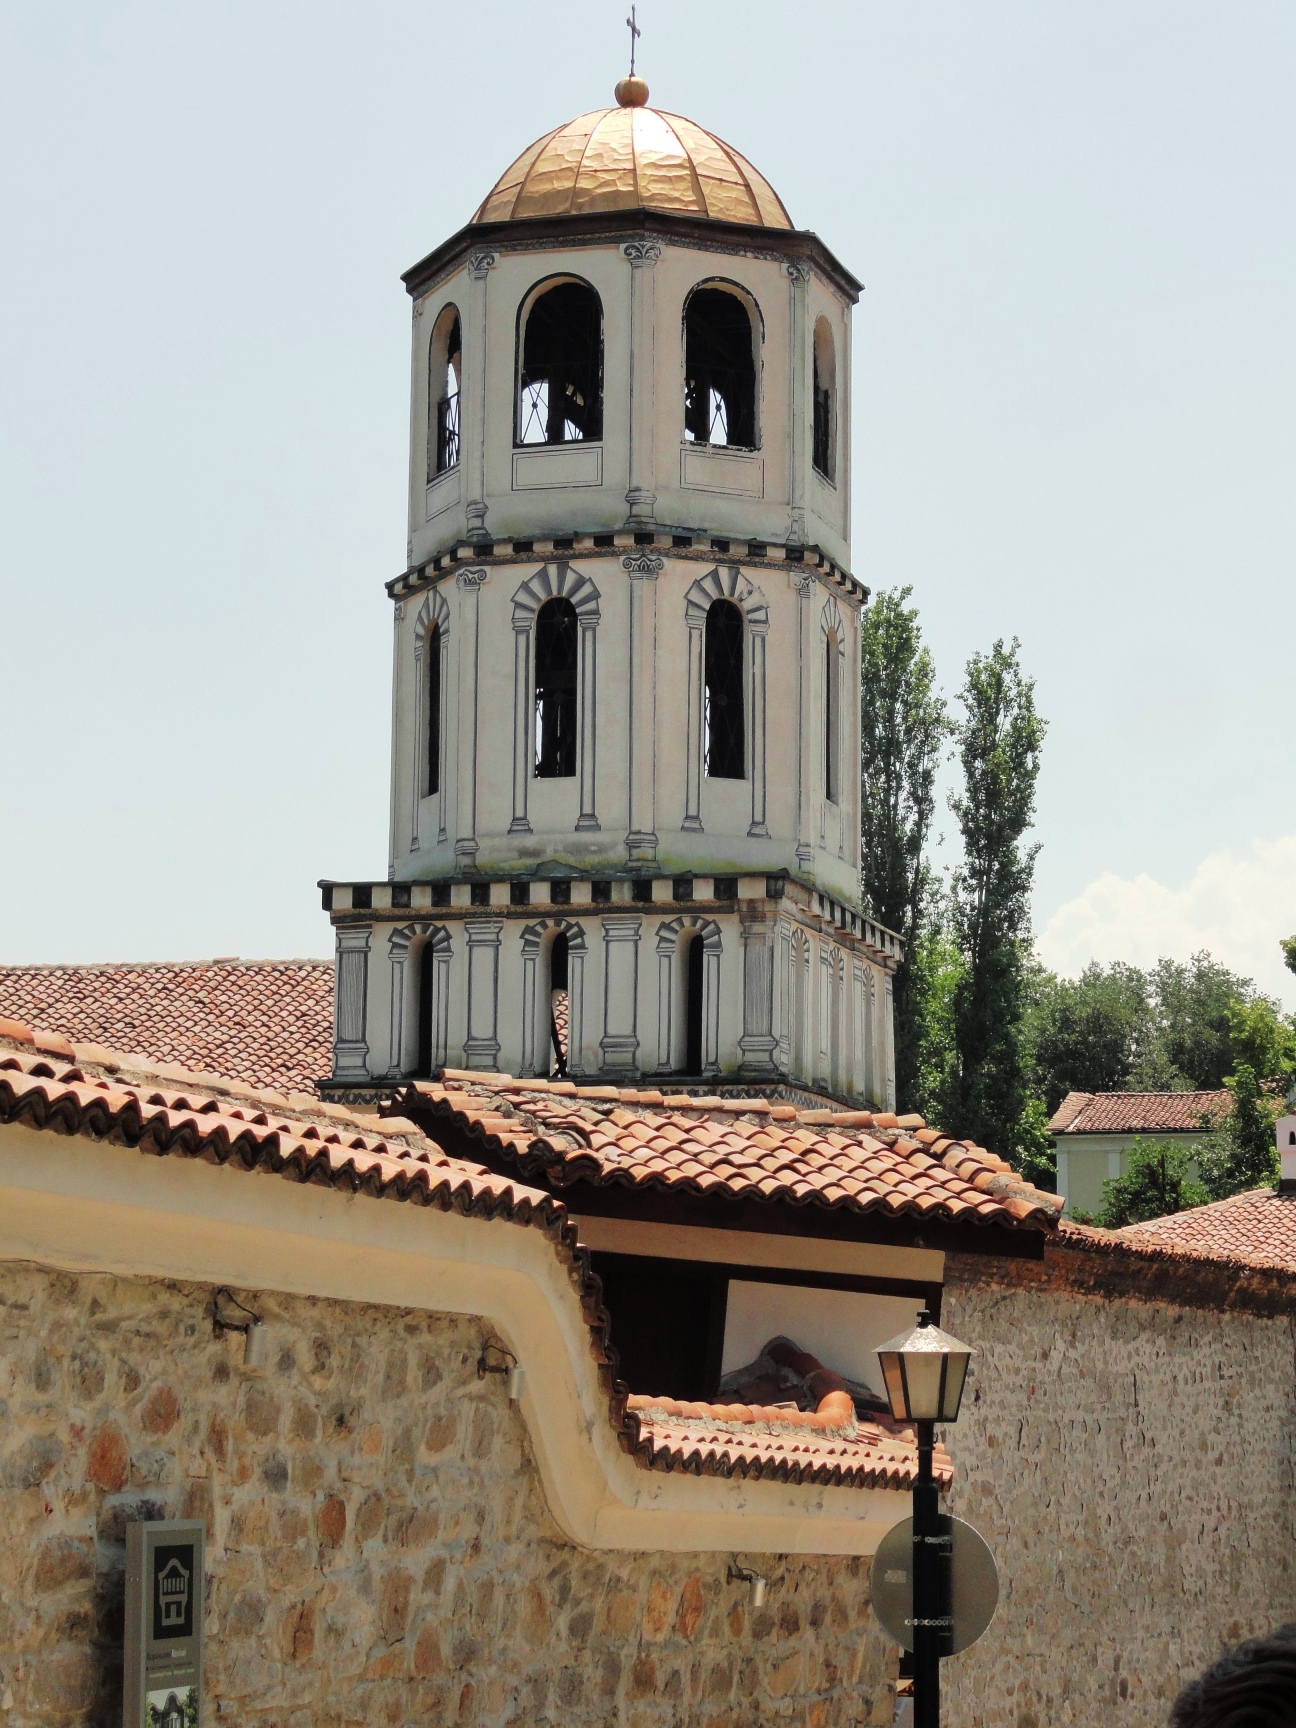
[876,1310,975,1728]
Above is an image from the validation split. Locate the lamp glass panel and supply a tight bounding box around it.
[940,1352,971,1421]
[879,1355,908,1421]
[900,1351,945,1421]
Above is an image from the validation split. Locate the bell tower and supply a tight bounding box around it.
[321,73,901,1105]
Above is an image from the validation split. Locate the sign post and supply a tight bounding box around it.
[124,1521,205,1728]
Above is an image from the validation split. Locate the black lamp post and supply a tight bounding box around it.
[876,1310,974,1728]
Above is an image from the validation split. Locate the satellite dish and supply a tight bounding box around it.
[870,1515,999,1655]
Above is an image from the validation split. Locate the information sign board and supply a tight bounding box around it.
[124,1520,205,1728]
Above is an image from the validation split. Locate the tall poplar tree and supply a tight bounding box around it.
[946,639,1046,1154]
[859,587,950,1107]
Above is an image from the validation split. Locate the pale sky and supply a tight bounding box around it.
[2,1,1293,1005]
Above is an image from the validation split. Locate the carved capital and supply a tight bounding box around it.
[786,260,812,284]
[791,570,817,598]
[622,552,664,577]
[456,566,489,589]
[622,240,662,266]
[468,250,498,278]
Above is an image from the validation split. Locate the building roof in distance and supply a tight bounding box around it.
[1120,1189,1296,1276]
[1049,1089,1231,1136]
[473,88,792,229]
[0,960,333,1097]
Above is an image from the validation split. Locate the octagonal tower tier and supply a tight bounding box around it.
[321,81,900,1106]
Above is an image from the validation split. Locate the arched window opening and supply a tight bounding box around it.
[824,628,840,803]
[534,597,579,778]
[684,933,704,1074]
[1289,1129,1295,1146]
[684,287,757,449]
[428,308,461,481]
[704,599,745,779]
[548,931,570,1077]
[426,623,442,797]
[416,940,437,1078]
[812,316,835,480]
[518,281,603,446]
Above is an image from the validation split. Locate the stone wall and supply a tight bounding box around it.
[941,1256,1296,1728]
[0,1260,896,1728]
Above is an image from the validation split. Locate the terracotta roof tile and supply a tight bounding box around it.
[397,1070,1064,1233]
[0,961,333,1095]
[1119,1189,1296,1274]
[1049,1089,1231,1135]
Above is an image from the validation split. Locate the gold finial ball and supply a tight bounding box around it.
[615,74,649,108]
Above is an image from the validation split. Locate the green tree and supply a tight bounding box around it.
[1134,952,1254,1089]
[905,913,962,1121]
[944,639,1046,1155]
[1282,934,1296,978]
[859,587,951,1109]
[1197,1062,1280,1199]
[1225,996,1296,1085]
[1024,961,1153,1112]
[1099,1137,1208,1228]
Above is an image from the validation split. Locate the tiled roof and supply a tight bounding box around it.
[0,1019,941,1494]
[1049,1090,1230,1136]
[0,960,334,1095]
[1119,1190,1296,1275]
[625,1337,953,1492]
[398,1070,1064,1232]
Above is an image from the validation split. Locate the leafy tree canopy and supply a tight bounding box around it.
[1025,960,1153,1112]
[1282,934,1296,978]
[1225,996,1296,1086]
[1099,1138,1207,1229]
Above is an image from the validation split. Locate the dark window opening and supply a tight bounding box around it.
[631,878,653,903]
[824,632,840,803]
[685,933,704,1075]
[549,879,571,905]
[416,942,437,1077]
[534,597,579,778]
[428,311,461,481]
[470,882,491,906]
[592,880,612,903]
[548,932,569,1077]
[812,315,835,480]
[431,882,451,907]
[713,877,737,901]
[704,599,745,779]
[426,624,441,796]
[590,1253,727,1401]
[684,288,757,449]
[510,880,530,906]
[518,281,603,445]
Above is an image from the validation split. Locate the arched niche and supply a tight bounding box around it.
[411,586,451,850]
[427,304,462,482]
[812,314,836,482]
[654,915,723,1075]
[509,565,602,835]
[387,922,452,1077]
[515,277,604,446]
[519,919,589,1077]
[681,567,770,838]
[682,280,762,450]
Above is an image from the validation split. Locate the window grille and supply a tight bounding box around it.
[704,599,745,779]
[435,391,460,473]
[518,282,603,446]
[534,597,579,778]
[684,288,757,449]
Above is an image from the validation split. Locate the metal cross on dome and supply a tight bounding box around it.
[626,4,641,74]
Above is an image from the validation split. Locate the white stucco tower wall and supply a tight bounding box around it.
[322,87,901,1106]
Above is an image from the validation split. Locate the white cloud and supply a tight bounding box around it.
[1038,835,1296,1008]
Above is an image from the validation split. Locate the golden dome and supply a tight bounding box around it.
[472,87,792,230]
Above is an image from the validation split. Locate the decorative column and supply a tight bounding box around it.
[600,917,642,1074]
[682,606,705,832]
[793,570,817,867]
[622,241,661,522]
[332,925,371,1081]
[623,552,661,864]
[464,250,496,541]
[883,970,897,1109]
[738,910,778,1077]
[786,262,812,547]
[654,923,676,1071]
[576,609,600,830]
[509,616,533,833]
[454,567,488,868]
[747,609,770,838]
[464,919,502,1069]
